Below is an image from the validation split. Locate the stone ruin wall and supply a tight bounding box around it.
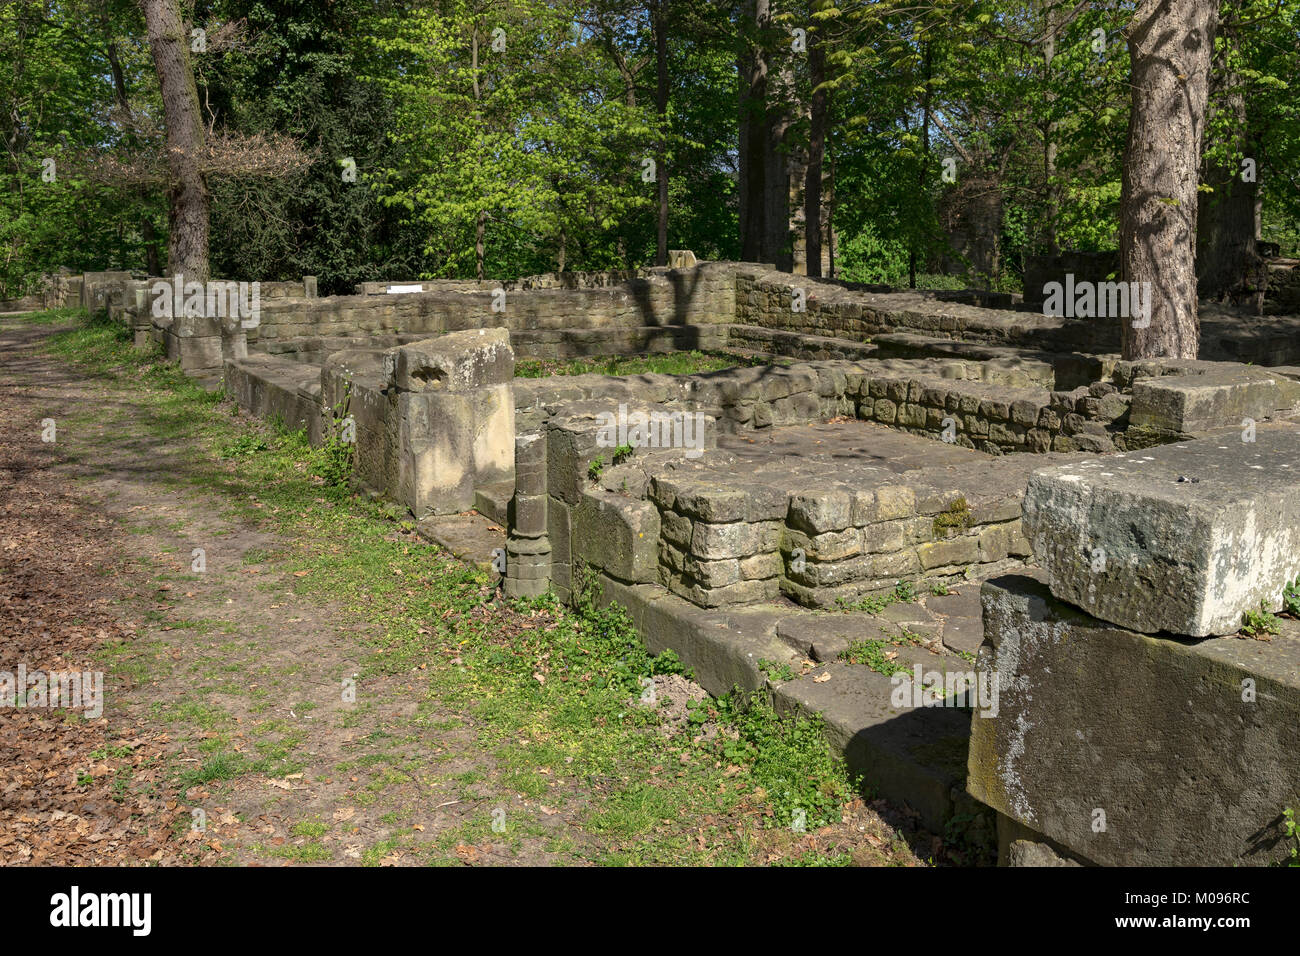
[39,258,1300,864]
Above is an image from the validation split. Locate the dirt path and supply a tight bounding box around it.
[0,315,928,867]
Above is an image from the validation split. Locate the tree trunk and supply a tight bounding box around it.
[472,28,486,280]
[141,0,210,281]
[1041,0,1060,254]
[654,1,669,267]
[1119,0,1219,360]
[762,53,791,270]
[739,0,769,262]
[910,39,932,289]
[804,15,827,278]
[1196,20,1259,302]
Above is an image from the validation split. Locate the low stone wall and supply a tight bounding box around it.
[250,262,738,351]
[647,464,1031,610]
[514,357,1135,453]
[734,268,1120,354]
[226,331,516,517]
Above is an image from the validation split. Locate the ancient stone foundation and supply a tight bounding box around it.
[62,257,1300,861]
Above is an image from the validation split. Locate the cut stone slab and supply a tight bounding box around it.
[924,587,985,657]
[416,513,505,573]
[969,573,1300,866]
[1129,365,1300,434]
[385,328,514,392]
[1022,426,1300,636]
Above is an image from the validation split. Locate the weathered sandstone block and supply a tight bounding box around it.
[1023,428,1300,635]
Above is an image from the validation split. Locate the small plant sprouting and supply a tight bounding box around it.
[587,455,605,481]
[758,658,798,683]
[840,639,908,677]
[1282,577,1300,618]
[1240,602,1280,639]
[834,579,921,614]
[893,579,918,603]
[612,443,635,465]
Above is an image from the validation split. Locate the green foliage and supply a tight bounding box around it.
[1282,577,1300,618]
[835,579,919,614]
[1241,602,1281,638]
[1283,807,1299,867]
[587,455,605,481]
[841,638,909,677]
[757,658,797,683]
[219,433,271,460]
[713,691,852,831]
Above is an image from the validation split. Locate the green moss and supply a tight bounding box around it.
[932,497,972,537]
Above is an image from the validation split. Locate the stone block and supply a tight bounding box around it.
[1022,428,1300,636]
[690,520,780,560]
[969,574,1300,866]
[788,490,854,534]
[1129,366,1299,434]
[386,328,514,392]
[573,490,660,584]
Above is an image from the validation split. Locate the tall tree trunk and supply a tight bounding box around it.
[827,133,836,278]
[1119,0,1218,360]
[804,13,827,278]
[1041,0,1060,254]
[472,27,486,280]
[910,39,932,289]
[141,0,209,281]
[762,53,791,270]
[654,0,669,267]
[104,31,163,276]
[739,0,769,262]
[1196,19,1259,301]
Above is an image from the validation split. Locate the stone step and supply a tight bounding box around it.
[770,661,980,833]
[474,481,513,526]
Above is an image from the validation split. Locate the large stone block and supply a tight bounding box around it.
[573,490,660,584]
[1129,366,1300,434]
[385,328,514,392]
[969,574,1300,866]
[468,383,515,483]
[1022,428,1300,636]
[393,391,475,516]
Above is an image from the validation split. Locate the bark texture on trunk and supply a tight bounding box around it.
[655,1,669,267]
[1196,21,1260,303]
[1119,0,1219,360]
[739,0,769,263]
[804,18,827,278]
[761,56,792,271]
[141,0,210,282]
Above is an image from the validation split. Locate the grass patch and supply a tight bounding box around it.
[932,497,971,537]
[835,579,920,614]
[32,308,890,866]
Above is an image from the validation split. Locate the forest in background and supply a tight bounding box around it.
[3,0,1299,299]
